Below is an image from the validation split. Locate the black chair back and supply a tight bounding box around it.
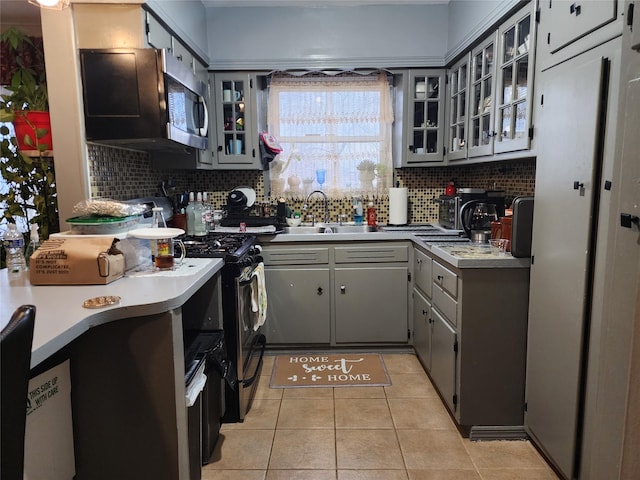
[1,304,36,480]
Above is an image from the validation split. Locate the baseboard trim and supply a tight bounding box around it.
[469,425,529,441]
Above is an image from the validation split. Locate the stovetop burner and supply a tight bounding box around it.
[181,233,257,263]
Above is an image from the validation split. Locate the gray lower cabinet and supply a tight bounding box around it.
[334,266,409,343]
[430,307,457,413]
[413,247,433,297]
[262,242,410,346]
[264,267,331,344]
[418,255,530,435]
[412,288,432,371]
[262,246,330,345]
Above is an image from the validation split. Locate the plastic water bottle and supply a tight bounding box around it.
[3,224,27,273]
[186,192,196,235]
[25,223,41,268]
[353,196,364,225]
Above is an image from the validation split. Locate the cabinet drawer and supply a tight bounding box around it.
[262,247,329,265]
[433,261,458,298]
[414,248,432,298]
[335,244,408,263]
[432,283,457,327]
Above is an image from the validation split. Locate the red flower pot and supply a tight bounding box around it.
[12,111,53,151]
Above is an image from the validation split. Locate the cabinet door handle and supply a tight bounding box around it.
[437,275,443,281]
[570,3,582,16]
[317,287,323,295]
[620,213,640,229]
[340,285,346,294]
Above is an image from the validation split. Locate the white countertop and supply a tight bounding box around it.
[1,258,224,368]
[259,228,531,269]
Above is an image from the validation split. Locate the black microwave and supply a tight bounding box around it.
[80,48,209,152]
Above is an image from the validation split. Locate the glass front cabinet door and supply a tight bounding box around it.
[468,33,498,158]
[447,54,470,162]
[212,72,259,168]
[494,8,535,154]
[405,69,445,165]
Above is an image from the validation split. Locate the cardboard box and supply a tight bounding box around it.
[29,237,125,285]
[24,360,75,480]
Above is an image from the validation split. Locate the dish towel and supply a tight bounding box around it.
[250,262,267,330]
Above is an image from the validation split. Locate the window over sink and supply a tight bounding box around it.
[266,72,394,198]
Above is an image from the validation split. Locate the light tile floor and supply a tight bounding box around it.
[203,353,560,480]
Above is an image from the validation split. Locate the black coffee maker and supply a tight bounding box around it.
[458,189,506,241]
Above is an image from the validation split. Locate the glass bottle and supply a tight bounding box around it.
[367,202,377,226]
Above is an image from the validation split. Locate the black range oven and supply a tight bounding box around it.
[182,233,266,423]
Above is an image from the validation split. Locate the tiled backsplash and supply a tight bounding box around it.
[88,144,535,224]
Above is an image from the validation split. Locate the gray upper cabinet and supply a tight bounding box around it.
[493,7,535,154]
[447,55,470,162]
[145,11,195,73]
[544,0,619,54]
[400,69,446,166]
[211,72,261,170]
[444,3,536,163]
[468,33,498,159]
[145,12,172,51]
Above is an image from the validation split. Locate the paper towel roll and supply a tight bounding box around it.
[388,187,408,225]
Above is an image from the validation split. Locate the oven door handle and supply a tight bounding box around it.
[241,333,266,388]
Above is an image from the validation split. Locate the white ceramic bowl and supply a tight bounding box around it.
[286,217,302,227]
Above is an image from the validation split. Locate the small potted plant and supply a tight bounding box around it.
[375,162,392,190]
[356,160,376,189]
[0,124,58,268]
[0,27,52,152]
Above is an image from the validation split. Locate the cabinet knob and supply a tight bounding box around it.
[422,309,428,315]
[340,285,346,294]
[573,180,584,190]
[437,275,443,281]
[317,287,324,295]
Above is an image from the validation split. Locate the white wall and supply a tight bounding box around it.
[205,4,449,70]
[203,0,524,70]
[445,0,523,62]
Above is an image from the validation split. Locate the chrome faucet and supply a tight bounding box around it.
[304,190,330,225]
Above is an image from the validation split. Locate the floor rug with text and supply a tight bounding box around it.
[269,353,391,388]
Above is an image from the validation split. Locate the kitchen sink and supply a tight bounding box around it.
[328,224,378,233]
[282,226,325,234]
[283,224,378,234]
